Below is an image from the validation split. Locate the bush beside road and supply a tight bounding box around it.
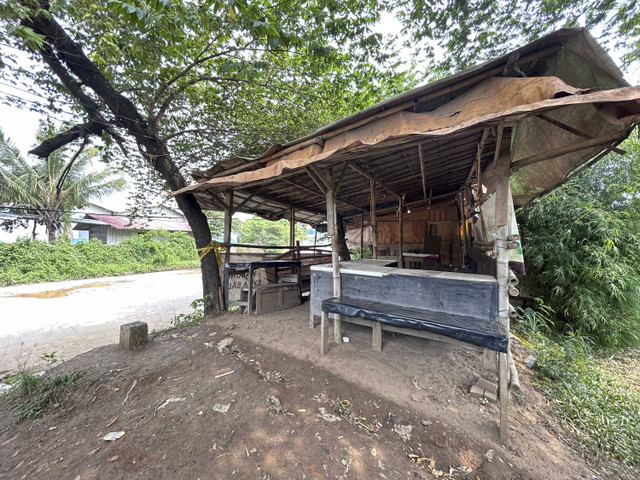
[0,231,199,286]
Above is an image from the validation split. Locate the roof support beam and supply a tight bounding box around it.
[516,140,624,208]
[283,178,363,212]
[418,143,428,199]
[347,161,403,198]
[206,193,230,213]
[475,128,490,199]
[334,162,350,194]
[234,192,256,212]
[304,165,330,195]
[511,131,626,172]
[537,114,626,155]
[492,120,505,171]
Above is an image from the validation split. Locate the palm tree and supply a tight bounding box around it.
[0,126,125,243]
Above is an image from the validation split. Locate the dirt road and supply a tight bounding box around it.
[0,270,201,373]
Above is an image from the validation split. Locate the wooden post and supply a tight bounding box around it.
[372,321,382,352]
[457,192,467,258]
[223,191,234,265]
[494,148,511,445]
[360,213,364,259]
[370,179,378,259]
[326,187,342,344]
[460,189,469,245]
[398,196,404,268]
[320,310,329,355]
[499,351,509,445]
[427,187,433,235]
[289,207,295,247]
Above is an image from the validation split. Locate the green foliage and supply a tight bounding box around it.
[206,211,225,239]
[518,138,640,349]
[236,217,306,249]
[517,312,640,465]
[0,231,199,286]
[0,0,414,207]
[171,295,209,329]
[349,247,373,260]
[0,126,125,242]
[396,0,640,73]
[40,352,59,368]
[3,370,80,423]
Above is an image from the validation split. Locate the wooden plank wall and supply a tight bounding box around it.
[375,203,462,266]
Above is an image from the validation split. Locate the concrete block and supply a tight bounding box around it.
[119,321,148,350]
[483,390,497,403]
[470,384,484,398]
[476,376,498,394]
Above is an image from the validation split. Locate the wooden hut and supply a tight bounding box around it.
[175,28,640,443]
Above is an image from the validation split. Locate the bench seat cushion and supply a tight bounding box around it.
[321,297,508,352]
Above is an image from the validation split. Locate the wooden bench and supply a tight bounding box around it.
[320,296,511,444]
[320,296,508,355]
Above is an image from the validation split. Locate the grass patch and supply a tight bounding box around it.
[0,231,199,286]
[515,304,640,466]
[2,370,80,422]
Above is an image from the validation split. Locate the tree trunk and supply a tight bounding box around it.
[143,143,223,314]
[23,7,224,314]
[336,213,351,261]
[46,220,57,244]
[174,191,223,315]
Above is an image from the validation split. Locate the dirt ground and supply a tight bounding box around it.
[0,303,634,479]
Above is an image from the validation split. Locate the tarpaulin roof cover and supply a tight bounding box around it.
[175,29,640,223]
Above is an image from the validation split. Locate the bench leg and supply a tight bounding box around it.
[483,349,497,380]
[499,352,509,445]
[334,314,342,344]
[372,321,382,352]
[320,311,329,355]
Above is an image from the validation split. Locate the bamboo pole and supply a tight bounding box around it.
[326,187,342,343]
[370,179,378,259]
[289,207,295,247]
[360,213,364,259]
[223,191,234,265]
[398,195,404,268]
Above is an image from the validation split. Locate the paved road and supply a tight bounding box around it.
[0,270,202,373]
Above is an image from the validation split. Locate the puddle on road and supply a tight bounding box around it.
[2,280,133,299]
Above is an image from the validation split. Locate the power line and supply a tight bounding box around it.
[1,205,189,220]
[0,89,78,120]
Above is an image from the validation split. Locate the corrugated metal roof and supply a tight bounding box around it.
[86,214,192,232]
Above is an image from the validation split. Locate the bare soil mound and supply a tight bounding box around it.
[0,306,631,479]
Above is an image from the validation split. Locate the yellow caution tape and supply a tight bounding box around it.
[197,240,226,265]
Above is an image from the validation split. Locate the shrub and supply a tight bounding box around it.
[514,305,640,466]
[519,188,640,349]
[0,231,199,285]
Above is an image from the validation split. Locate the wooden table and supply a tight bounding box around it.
[309,261,497,328]
[224,260,301,314]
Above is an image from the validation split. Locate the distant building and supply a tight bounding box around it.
[73,204,191,245]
